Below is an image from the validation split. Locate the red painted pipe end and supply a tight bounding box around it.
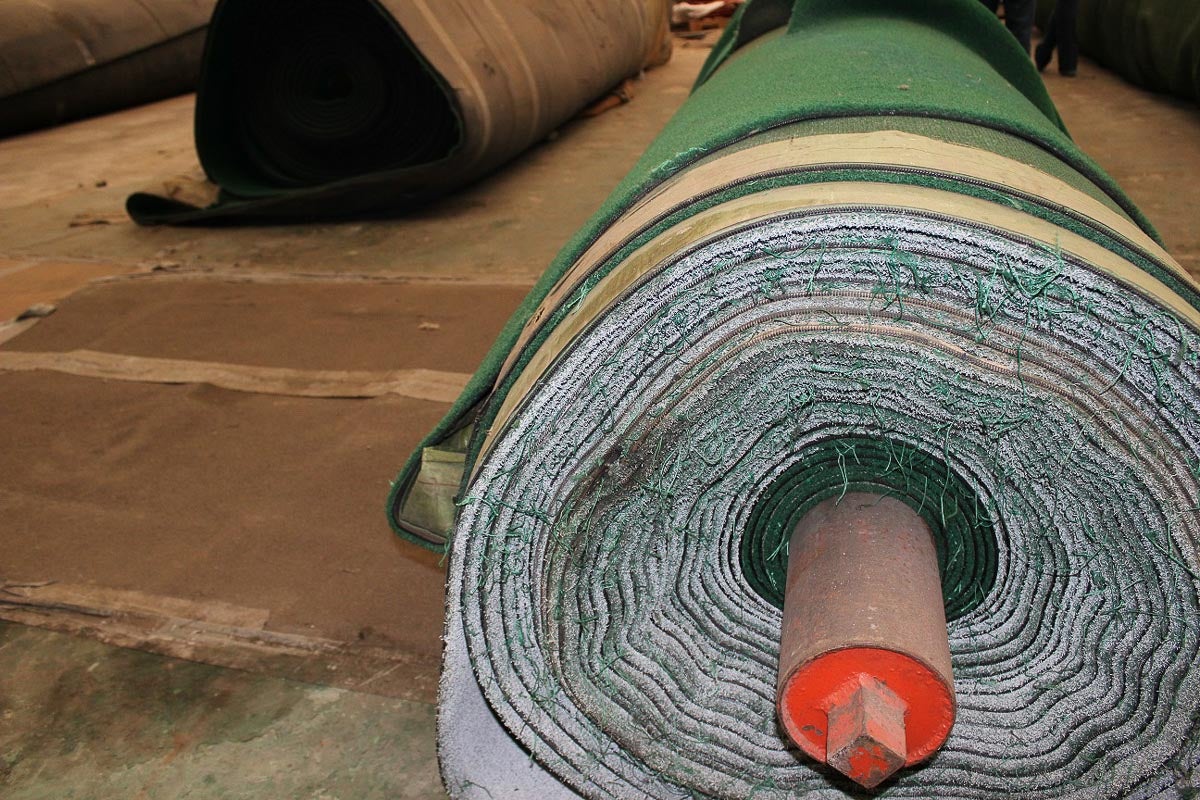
[779,647,954,787]
[775,493,957,789]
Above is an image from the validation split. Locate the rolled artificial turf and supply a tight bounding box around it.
[1039,0,1200,103]
[390,1,1200,796]
[126,0,671,224]
[0,0,213,138]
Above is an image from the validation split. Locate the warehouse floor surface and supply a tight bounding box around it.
[1,34,1198,800]
[0,622,441,800]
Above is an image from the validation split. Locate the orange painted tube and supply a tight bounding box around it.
[776,492,956,789]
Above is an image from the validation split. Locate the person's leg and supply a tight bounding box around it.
[1004,0,1036,53]
[980,0,1000,13]
[1056,0,1079,75]
[1035,8,1058,72]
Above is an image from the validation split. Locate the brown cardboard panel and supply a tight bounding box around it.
[0,371,448,659]
[3,278,528,373]
[0,259,142,320]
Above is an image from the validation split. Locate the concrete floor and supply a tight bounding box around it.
[1,31,1198,800]
[0,622,441,800]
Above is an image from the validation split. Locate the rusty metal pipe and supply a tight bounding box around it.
[776,492,955,789]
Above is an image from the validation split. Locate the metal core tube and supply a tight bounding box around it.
[776,493,956,789]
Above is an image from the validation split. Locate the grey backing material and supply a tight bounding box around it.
[439,568,582,799]
[452,207,1200,799]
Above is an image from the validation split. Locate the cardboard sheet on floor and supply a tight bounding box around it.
[0,371,448,656]
[0,277,526,676]
[4,278,528,373]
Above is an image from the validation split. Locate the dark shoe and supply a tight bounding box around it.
[1035,43,1052,72]
[1059,66,1077,77]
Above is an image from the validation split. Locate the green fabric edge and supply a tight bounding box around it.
[698,0,1065,134]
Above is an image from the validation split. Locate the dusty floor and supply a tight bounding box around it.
[0,32,1198,800]
[0,622,442,800]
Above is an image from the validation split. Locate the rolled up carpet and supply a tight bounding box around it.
[0,0,214,139]
[126,0,672,225]
[1038,0,1200,103]
[389,0,1200,796]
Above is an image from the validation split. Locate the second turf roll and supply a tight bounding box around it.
[127,0,671,224]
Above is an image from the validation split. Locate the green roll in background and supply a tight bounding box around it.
[389,1,1200,797]
[1039,0,1200,103]
[126,0,672,225]
[0,0,215,139]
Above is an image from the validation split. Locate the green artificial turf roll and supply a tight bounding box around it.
[192,0,459,192]
[126,0,671,224]
[390,1,1200,797]
[388,0,1170,551]
[1039,0,1200,103]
